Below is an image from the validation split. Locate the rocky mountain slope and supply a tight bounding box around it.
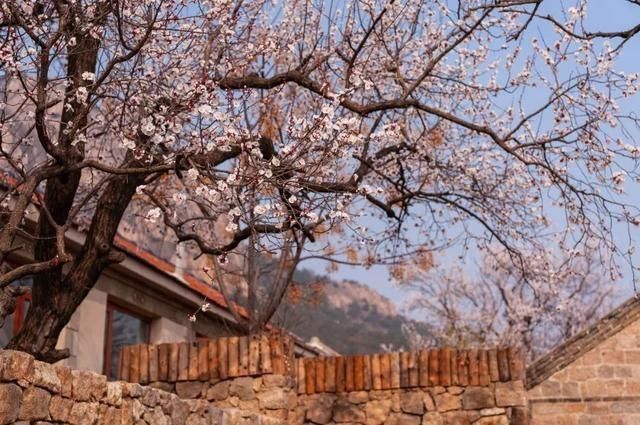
[277,270,432,355]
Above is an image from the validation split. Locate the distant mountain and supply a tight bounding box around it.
[276,270,432,355]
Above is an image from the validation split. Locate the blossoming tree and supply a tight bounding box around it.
[1,0,639,361]
[405,247,614,360]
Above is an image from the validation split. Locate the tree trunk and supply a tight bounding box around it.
[7,173,145,362]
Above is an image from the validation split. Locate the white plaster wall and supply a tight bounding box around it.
[55,288,108,373]
[150,317,191,344]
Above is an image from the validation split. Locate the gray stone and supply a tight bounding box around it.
[365,399,392,425]
[461,387,494,410]
[258,387,288,410]
[0,383,21,424]
[175,381,203,399]
[206,381,230,401]
[19,386,51,421]
[400,392,424,415]
[332,400,365,423]
[230,377,255,401]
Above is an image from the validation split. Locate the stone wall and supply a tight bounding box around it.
[527,319,640,424]
[0,349,283,425]
[293,383,527,425]
[120,337,529,424]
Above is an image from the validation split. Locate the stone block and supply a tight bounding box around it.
[100,405,122,425]
[422,412,444,425]
[169,398,190,425]
[365,399,392,425]
[0,383,21,424]
[435,392,461,412]
[141,386,161,407]
[568,366,596,382]
[0,350,34,382]
[71,370,95,401]
[348,390,369,404]
[206,381,230,401]
[68,401,99,425]
[143,406,169,425]
[305,394,335,424]
[369,390,392,400]
[444,411,480,425]
[495,381,526,407]
[122,383,143,398]
[19,386,51,421]
[510,407,528,425]
[175,381,203,399]
[262,374,290,388]
[474,416,509,425]
[396,413,421,425]
[332,400,365,423]
[105,382,123,406]
[28,361,61,393]
[230,377,255,401]
[401,392,425,415]
[258,387,288,410]
[54,366,72,398]
[49,395,73,422]
[462,387,494,410]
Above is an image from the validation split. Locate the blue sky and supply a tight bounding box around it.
[303,0,640,308]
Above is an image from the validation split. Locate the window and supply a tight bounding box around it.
[103,302,150,380]
[0,277,32,348]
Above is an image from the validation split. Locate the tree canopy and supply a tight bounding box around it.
[1,0,639,360]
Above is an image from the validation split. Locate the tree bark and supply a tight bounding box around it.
[7,172,145,362]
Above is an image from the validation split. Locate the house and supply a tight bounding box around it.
[526,295,640,423]
[1,222,325,380]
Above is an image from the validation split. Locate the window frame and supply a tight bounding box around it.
[103,301,151,378]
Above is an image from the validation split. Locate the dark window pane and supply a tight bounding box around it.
[0,277,32,348]
[0,313,14,348]
[108,308,149,380]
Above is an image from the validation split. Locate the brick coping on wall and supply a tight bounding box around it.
[119,334,525,395]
